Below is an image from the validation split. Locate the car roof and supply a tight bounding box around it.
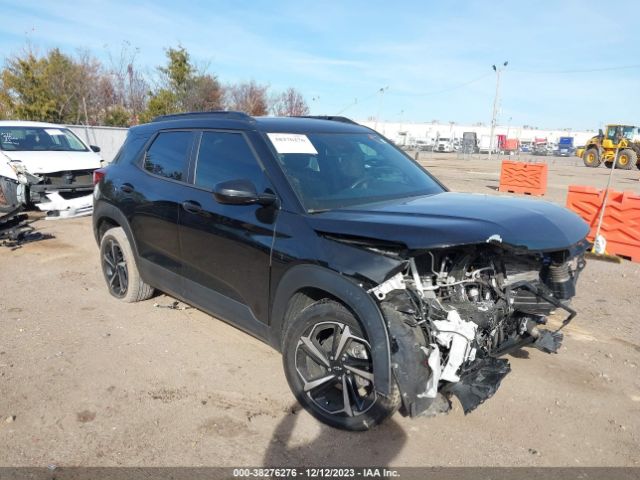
[254,116,367,134]
[0,120,71,128]
[130,112,370,135]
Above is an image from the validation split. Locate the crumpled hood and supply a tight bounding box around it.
[308,192,590,252]
[1,150,101,174]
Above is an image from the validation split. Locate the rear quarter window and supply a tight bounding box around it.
[143,131,192,181]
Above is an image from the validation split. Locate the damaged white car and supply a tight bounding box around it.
[0,121,102,219]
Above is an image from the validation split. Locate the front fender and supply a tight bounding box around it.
[269,264,392,396]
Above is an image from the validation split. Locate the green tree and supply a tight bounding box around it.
[0,50,56,121]
[159,46,193,96]
[44,48,81,122]
[141,45,224,122]
[104,105,131,127]
[139,89,178,123]
[0,47,112,124]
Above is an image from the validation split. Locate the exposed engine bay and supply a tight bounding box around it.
[369,244,586,417]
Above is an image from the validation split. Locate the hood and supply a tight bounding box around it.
[1,150,102,174]
[308,192,590,252]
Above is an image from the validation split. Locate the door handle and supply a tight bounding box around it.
[120,183,134,194]
[181,200,203,215]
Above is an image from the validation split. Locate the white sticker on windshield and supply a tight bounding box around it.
[45,128,65,136]
[267,133,318,155]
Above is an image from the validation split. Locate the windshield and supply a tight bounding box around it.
[271,132,444,212]
[0,127,89,152]
[607,126,636,141]
[623,126,635,140]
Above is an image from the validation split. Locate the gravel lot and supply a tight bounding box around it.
[1,153,639,467]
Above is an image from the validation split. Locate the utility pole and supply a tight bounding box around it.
[489,61,508,157]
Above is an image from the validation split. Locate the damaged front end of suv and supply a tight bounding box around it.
[369,240,586,416]
[309,193,590,420]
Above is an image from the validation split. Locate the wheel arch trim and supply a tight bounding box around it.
[269,263,392,396]
[93,201,139,258]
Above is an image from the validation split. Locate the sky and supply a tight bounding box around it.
[0,0,638,130]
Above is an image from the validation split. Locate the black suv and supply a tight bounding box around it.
[93,112,589,431]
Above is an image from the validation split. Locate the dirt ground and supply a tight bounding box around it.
[1,153,639,467]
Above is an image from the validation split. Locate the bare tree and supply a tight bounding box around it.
[271,87,309,116]
[74,50,108,124]
[225,80,269,116]
[107,42,148,124]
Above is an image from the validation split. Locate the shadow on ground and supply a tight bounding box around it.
[263,406,407,467]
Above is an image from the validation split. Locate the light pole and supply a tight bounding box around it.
[398,109,405,146]
[311,96,320,115]
[489,61,508,157]
[374,86,389,132]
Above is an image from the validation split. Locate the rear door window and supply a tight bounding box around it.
[194,131,267,190]
[143,131,192,181]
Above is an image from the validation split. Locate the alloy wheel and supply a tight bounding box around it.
[294,321,376,417]
[102,238,128,297]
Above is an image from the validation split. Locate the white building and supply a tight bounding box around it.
[359,120,596,147]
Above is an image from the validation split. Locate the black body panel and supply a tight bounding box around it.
[93,113,590,399]
[308,192,590,252]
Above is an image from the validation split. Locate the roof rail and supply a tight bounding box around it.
[152,111,254,123]
[294,115,358,125]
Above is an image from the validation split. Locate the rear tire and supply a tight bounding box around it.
[99,227,154,302]
[282,299,400,431]
[616,149,637,170]
[583,148,601,167]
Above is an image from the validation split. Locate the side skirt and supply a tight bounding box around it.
[139,257,270,343]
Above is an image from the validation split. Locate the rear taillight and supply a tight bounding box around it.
[93,168,106,185]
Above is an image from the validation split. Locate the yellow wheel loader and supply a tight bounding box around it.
[577,124,640,170]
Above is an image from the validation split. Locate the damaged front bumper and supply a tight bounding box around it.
[369,242,586,419]
[35,191,93,219]
[443,356,511,414]
[2,161,94,219]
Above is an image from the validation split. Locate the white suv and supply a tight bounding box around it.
[0,121,102,218]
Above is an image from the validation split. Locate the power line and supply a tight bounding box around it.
[335,88,384,115]
[335,71,492,115]
[510,64,640,74]
[391,72,491,97]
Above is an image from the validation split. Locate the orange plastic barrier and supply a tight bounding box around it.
[498,160,548,196]
[566,185,640,262]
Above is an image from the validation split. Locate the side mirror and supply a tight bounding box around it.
[90,145,101,153]
[598,129,603,137]
[213,179,277,206]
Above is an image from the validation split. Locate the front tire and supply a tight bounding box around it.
[583,148,600,167]
[99,227,154,302]
[617,149,637,170]
[282,300,400,431]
